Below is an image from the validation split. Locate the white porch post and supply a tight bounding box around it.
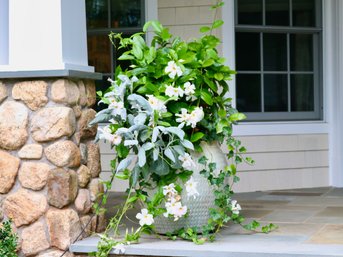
[0,0,9,65]
[1,0,93,72]
[326,0,343,187]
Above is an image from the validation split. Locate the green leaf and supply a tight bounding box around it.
[116,144,129,158]
[131,165,141,187]
[216,119,229,133]
[138,148,146,167]
[212,20,224,29]
[214,73,224,81]
[218,108,226,118]
[202,59,215,67]
[132,44,143,59]
[200,26,211,33]
[118,54,135,60]
[229,113,246,121]
[204,76,218,92]
[127,196,138,203]
[191,132,205,142]
[152,159,170,176]
[198,156,208,165]
[200,91,214,105]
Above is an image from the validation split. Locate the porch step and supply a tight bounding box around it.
[70,227,343,257]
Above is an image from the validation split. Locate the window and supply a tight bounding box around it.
[86,0,145,110]
[235,0,322,121]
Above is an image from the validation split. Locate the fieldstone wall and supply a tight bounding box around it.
[0,78,104,256]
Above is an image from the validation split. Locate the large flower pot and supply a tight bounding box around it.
[153,141,228,234]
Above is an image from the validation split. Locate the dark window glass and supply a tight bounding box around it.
[263,33,287,71]
[237,0,263,25]
[87,35,112,73]
[292,0,316,27]
[111,0,143,28]
[236,74,261,112]
[264,74,288,111]
[290,34,313,71]
[86,0,108,29]
[266,0,289,26]
[291,74,314,111]
[236,32,260,71]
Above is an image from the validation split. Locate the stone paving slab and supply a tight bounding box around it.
[71,187,343,257]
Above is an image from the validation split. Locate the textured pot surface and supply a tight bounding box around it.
[153,141,228,234]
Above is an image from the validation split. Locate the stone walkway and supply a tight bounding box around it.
[71,187,343,256]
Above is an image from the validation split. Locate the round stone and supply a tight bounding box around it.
[0,101,29,150]
[12,80,48,110]
[18,162,50,190]
[45,140,81,168]
[0,150,20,194]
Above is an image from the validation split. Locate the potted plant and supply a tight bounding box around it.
[90,1,275,256]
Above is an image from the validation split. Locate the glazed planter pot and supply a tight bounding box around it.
[153,141,228,234]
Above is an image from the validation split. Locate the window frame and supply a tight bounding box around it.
[234,0,323,122]
[86,0,146,79]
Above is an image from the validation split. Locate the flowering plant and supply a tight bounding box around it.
[90,2,275,256]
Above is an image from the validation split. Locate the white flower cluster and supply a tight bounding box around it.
[162,183,187,221]
[136,208,154,226]
[176,107,204,128]
[165,81,196,100]
[162,177,199,221]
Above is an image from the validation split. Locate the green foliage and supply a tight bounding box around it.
[0,220,18,257]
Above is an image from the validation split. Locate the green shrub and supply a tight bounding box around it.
[0,220,18,257]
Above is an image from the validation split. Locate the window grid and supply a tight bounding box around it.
[234,0,322,121]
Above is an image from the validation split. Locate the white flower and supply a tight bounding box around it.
[109,99,124,110]
[175,108,190,124]
[178,153,195,170]
[105,97,127,120]
[231,200,241,215]
[173,205,188,221]
[163,183,177,196]
[136,208,154,226]
[165,61,183,79]
[185,176,199,199]
[98,126,122,145]
[165,85,184,98]
[184,82,195,96]
[147,95,167,113]
[188,107,204,128]
[113,243,125,254]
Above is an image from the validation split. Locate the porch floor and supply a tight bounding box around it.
[71,187,343,257]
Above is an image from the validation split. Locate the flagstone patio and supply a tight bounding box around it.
[71,187,343,256]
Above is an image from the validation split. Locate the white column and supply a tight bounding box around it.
[1,0,93,72]
[0,0,9,65]
[326,0,343,187]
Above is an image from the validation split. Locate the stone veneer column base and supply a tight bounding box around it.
[0,77,104,256]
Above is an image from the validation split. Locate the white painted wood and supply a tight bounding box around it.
[145,0,158,45]
[235,167,329,192]
[0,0,9,65]
[325,0,343,187]
[231,134,329,153]
[1,0,93,72]
[233,122,329,136]
[222,0,236,108]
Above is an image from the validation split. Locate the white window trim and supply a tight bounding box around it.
[145,0,158,45]
[222,0,328,136]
